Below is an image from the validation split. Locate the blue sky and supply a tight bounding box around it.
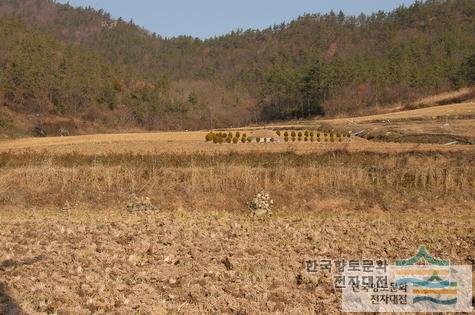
[56,0,416,39]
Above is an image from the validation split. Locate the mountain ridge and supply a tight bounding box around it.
[0,0,474,136]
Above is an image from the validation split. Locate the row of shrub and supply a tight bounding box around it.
[276,130,351,143]
[206,132,253,144]
[205,130,352,144]
[275,130,351,138]
[284,136,345,143]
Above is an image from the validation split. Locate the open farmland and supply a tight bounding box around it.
[319,102,475,144]
[0,0,474,312]
[267,101,475,145]
[0,102,473,154]
[1,208,474,314]
[0,101,474,314]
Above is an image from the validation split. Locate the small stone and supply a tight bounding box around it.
[249,191,273,215]
[254,209,269,217]
[222,257,233,270]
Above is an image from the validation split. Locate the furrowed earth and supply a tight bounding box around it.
[1,209,474,314]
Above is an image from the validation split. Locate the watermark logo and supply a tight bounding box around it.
[395,246,459,307]
[340,246,472,312]
[305,246,473,313]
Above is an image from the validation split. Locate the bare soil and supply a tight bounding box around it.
[0,208,473,314]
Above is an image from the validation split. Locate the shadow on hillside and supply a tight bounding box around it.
[0,284,23,315]
[0,256,45,270]
[0,256,46,315]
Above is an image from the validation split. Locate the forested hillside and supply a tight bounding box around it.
[0,0,474,135]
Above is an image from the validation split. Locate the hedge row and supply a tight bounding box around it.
[205,130,351,144]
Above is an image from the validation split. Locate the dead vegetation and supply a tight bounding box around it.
[0,150,473,212]
[0,147,473,314]
[0,100,474,314]
[404,87,475,110]
[306,102,475,145]
[126,194,158,212]
[0,103,474,154]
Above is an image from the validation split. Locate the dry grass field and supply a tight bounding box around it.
[320,102,475,144]
[0,100,474,314]
[0,102,473,155]
[326,101,475,124]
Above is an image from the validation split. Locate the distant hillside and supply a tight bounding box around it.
[0,0,474,136]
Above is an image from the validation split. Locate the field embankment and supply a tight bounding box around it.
[305,102,475,145]
[405,87,475,109]
[0,150,473,212]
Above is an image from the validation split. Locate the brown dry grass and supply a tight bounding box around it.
[410,87,475,107]
[302,102,475,145]
[0,130,473,155]
[0,102,473,154]
[0,150,473,211]
[0,100,474,314]
[325,102,475,124]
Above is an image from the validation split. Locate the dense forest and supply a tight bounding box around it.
[0,0,474,134]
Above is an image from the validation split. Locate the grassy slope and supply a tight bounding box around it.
[0,99,473,152]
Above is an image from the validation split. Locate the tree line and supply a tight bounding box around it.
[0,0,474,133]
